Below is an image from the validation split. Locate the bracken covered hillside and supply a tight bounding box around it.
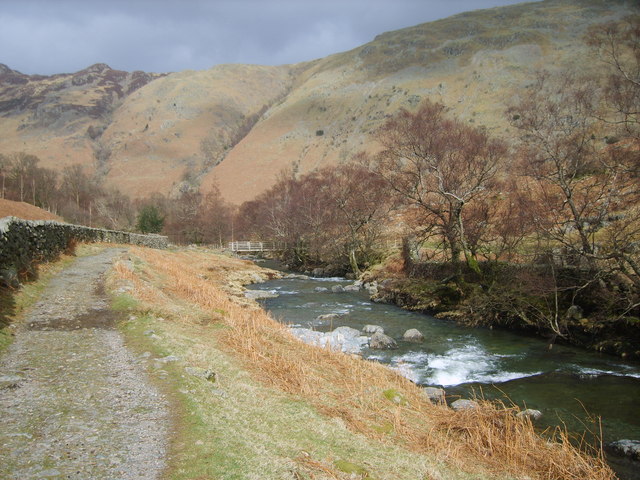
[0,0,637,203]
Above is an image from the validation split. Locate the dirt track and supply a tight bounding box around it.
[0,248,169,479]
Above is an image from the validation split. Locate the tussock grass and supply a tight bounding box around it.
[115,246,615,480]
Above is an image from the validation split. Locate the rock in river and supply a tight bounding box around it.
[369,331,398,349]
[403,328,425,342]
[290,326,369,354]
[362,324,384,335]
[606,439,640,461]
[516,409,543,421]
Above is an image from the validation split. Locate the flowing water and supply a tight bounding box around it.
[250,267,640,479]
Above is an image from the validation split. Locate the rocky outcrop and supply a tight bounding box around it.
[0,63,162,127]
[0,216,167,286]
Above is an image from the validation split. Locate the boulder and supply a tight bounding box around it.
[312,268,325,277]
[369,331,398,349]
[344,284,360,292]
[331,285,345,293]
[314,286,329,293]
[451,399,479,411]
[362,324,384,335]
[516,409,543,421]
[403,328,425,342]
[607,440,640,461]
[289,326,368,354]
[423,386,446,404]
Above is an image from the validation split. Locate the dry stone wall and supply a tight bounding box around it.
[0,216,167,286]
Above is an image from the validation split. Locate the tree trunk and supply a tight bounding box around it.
[401,236,413,274]
[349,248,361,277]
[457,211,481,275]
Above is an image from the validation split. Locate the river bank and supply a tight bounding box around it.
[250,263,640,480]
[104,245,618,479]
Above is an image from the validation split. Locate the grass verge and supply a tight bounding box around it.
[108,245,615,480]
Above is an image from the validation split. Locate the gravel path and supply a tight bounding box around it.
[0,248,169,479]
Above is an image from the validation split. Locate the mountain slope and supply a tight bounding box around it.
[204,0,637,203]
[0,0,637,204]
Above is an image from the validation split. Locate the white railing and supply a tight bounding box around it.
[228,241,279,252]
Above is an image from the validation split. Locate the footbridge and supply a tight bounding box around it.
[228,241,283,253]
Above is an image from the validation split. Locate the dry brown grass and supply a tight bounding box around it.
[0,198,63,221]
[119,246,615,480]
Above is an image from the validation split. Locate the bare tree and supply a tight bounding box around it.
[587,15,640,139]
[8,152,39,202]
[508,73,619,266]
[374,100,506,273]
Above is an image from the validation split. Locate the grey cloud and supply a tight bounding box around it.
[0,0,533,75]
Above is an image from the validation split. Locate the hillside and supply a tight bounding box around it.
[0,198,63,222]
[0,0,638,204]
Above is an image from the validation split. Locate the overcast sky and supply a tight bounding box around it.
[1,0,532,76]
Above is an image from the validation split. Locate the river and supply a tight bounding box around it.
[249,267,640,479]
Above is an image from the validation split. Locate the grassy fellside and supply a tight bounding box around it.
[110,245,615,480]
